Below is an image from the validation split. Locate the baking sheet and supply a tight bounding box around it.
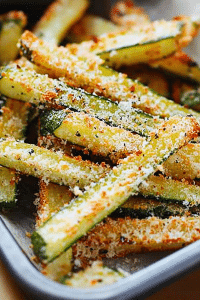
[1,0,200,299]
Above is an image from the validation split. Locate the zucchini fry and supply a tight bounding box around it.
[31,116,199,263]
[40,109,144,162]
[61,261,126,287]
[162,142,200,180]
[71,20,183,68]
[180,87,200,111]
[0,11,27,64]
[38,175,200,223]
[37,181,74,228]
[18,31,200,119]
[0,139,110,189]
[74,215,200,260]
[151,51,200,84]
[112,196,191,219]
[68,15,120,43]
[139,174,200,206]
[38,173,200,266]
[1,65,200,179]
[71,15,200,68]
[33,0,89,44]
[37,135,200,226]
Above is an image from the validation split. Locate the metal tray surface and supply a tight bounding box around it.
[1,0,200,299]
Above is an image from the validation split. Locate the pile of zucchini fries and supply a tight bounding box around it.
[1,0,200,287]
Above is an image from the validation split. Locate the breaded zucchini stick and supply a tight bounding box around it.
[33,0,89,44]
[18,31,200,119]
[0,11,27,64]
[67,15,120,43]
[74,216,200,260]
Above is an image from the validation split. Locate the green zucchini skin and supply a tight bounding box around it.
[31,116,199,263]
[40,86,157,137]
[32,232,48,260]
[111,197,186,219]
[40,110,66,136]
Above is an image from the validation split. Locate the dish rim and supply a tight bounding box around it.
[1,217,200,300]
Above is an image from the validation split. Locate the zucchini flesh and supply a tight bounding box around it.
[0,11,27,64]
[61,261,125,288]
[33,0,89,44]
[42,248,73,281]
[31,116,199,262]
[99,37,178,69]
[0,65,157,137]
[162,142,200,180]
[40,109,144,162]
[139,175,200,206]
[0,139,110,189]
[18,31,200,119]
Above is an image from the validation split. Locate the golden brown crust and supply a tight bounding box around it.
[73,216,200,262]
[110,0,150,27]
